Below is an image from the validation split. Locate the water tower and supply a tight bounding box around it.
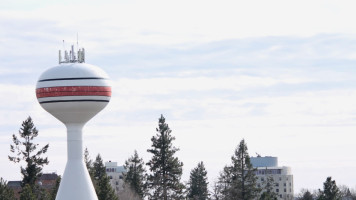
[36,45,111,200]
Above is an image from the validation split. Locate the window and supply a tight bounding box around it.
[284,183,286,187]
[279,177,282,181]
[261,178,264,182]
[109,176,113,179]
[116,181,119,185]
[275,183,279,187]
[284,188,286,193]
[276,189,279,193]
[280,195,282,198]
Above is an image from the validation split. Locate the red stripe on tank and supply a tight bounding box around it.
[36,86,111,98]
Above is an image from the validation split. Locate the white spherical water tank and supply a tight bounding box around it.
[36,47,111,200]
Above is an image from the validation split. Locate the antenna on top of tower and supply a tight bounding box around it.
[77,33,79,49]
[59,37,85,64]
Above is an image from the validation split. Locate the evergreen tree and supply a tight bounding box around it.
[317,177,341,200]
[259,176,277,200]
[97,175,119,200]
[212,180,225,200]
[9,117,49,188]
[217,139,260,200]
[20,184,36,200]
[146,114,185,200]
[35,186,50,200]
[84,147,93,173]
[50,176,61,200]
[93,154,106,181]
[297,190,314,200]
[217,165,233,199]
[92,154,119,200]
[124,150,147,199]
[0,177,15,200]
[84,147,95,181]
[187,161,209,200]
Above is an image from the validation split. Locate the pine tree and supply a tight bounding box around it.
[297,190,314,200]
[93,154,106,181]
[8,117,49,188]
[50,176,61,200]
[146,114,185,200]
[35,186,50,200]
[187,161,209,200]
[97,175,119,200]
[124,150,147,199]
[92,154,119,200]
[317,177,341,200]
[20,184,36,200]
[84,147,95,179]
[259,176,277,200]
[218,139,260,200]
[0,177,15,200]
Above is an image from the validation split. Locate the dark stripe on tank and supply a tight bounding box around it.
[38,77,106,82]
[39,99,110,104]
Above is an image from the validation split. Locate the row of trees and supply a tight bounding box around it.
[117,115,261,200]
[116,115,209,199]
[114,115,356,200]
[297,178,356,200]
[2,115,356,200]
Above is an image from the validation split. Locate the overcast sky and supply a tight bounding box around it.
[1,0,356,194]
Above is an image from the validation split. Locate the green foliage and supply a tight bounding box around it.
[84,147,97,192]
[20,184,36,200]
[84,147,93,174]
[146,115,185,200]
[297,190,314,200]
[0,177,15,200]
[50,176,61,200]
[34,186,51,200]
[93,154,107,181]
[317,177,341,200]
[124,150,147,199]
[259,176,278,200]
[9,117,49,188]
[187,161,209,200]
[217,139,260,200]
[97,175,119,200]
[92,154,119,200]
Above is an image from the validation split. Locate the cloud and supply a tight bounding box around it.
[1,31,356,193]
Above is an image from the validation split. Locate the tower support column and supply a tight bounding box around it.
[55,123,98,200]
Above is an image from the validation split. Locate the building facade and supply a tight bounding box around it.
[105,161,125,194]
[7,172,59,199]
[251,156,294,200]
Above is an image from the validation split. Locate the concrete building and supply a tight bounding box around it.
[105,161,125,194]
[251,156,294,200]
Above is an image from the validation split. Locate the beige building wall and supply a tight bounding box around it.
[255,167,293,200]
[105,161,125,194]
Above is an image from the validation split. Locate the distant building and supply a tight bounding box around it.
[7,181,21,199]
[7,172,58,198]
[251,156,294,200]
[105,161,125,194]
[37,172,59,189]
